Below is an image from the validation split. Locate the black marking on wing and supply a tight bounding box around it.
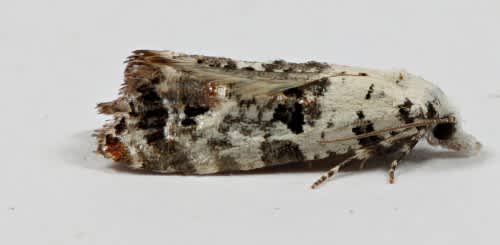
[365,84,374,100]
[356,110,366,120]
[283,87,304,98]
[136,85,168,132]
[352,122,383,147]
[273,103,305,134]
[426,102,438,118]
[145,130,165,144]
[114,118,126,134]
[181,105,209,126]
[398,98,414,123]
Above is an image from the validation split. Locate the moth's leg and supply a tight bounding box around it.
[312,128,426,189]
[311,150,371,189]
[310,155,356,189]
[388,159,400,184]
[359,158,368,170]
[388,140,419,184]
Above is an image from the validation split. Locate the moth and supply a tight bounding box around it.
[96,50,481,188]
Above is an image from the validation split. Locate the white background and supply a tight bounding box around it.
[1,1,499,244]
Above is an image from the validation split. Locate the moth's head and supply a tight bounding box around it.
[427,118,481,156]
[414,81,482,156]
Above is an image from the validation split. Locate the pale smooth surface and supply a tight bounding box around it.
[1,1,499,245]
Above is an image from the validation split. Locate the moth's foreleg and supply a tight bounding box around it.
[388,141,419,184]
[312,128,426,189]
[388,159,400,184]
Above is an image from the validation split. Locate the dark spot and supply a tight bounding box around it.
[105,134,119,145]
[398,98,414,123]
[145,130,164,143]
[433,123,456,140]
[352,122,383,146]
[223,60,237,69]
[114,118,126,134]
[262,60,328,73]
[283,87,304,98]
[181,118,197,126]
[184,105,209,117]
[326,151,337,158]
[150,76,161,84]
[144,108,168,118]
[356,111,365,120]
[262,60,287,72]
[195,57,225,68]
[273,102,305,134]
[138,88,161,101]
[305,61,329,70]
[242,66,255,71]
[257,110,263,121]
[180,105,209,127]
[365,84,374,100]
[238,98,257,108]
[359,72,368,76]
[426,102,438,118]
[321,132,325,139]
[301,77,330,96]
[260,140,305,164]
[135,86,169,130]
[327,121,334,128]
[401,98,413,108]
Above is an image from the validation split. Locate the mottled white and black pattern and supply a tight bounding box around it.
[96,50,481,188]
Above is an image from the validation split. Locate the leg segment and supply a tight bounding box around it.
[311,155,359,189]
[388,159,400,184]
[387,140,419,184]
[311,149,372,189]
[359,158,368,170]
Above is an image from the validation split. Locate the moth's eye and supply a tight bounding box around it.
[432,123,456,140]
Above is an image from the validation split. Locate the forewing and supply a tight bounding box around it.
[145,51,326,98]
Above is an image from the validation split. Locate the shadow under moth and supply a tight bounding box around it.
[96,50,481,188]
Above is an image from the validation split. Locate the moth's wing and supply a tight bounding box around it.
[148,53,326,98]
